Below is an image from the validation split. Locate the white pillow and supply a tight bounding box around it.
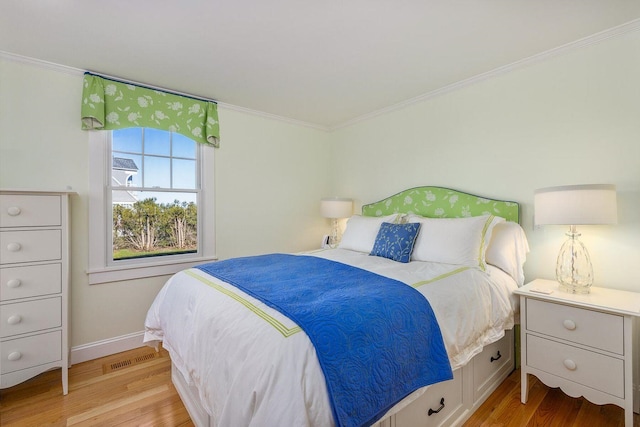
[485,221,530,286]
[408,214,504,268]
[339,214,401,253]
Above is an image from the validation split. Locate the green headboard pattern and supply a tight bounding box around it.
[361,186,519,223]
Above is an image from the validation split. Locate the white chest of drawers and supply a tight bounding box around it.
[0,190,72,395]
[516,279,640,427]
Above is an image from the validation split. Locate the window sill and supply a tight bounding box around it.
[87,256,218,285]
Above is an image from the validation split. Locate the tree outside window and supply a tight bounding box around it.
[110,128,199,261]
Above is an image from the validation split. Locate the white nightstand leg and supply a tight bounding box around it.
[520,295,528,404]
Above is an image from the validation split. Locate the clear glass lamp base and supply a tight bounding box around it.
[555,228,593,294]
[328,218,340,248]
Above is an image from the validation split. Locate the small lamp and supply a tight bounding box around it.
[534,184,617,294]
[320,198,353,248]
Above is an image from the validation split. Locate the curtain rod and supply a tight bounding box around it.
[85,71,218,104]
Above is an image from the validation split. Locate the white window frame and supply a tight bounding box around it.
[88,131,216,285]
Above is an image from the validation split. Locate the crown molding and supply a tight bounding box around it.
[0,51,84,76]
[332,18,640,131]
[217,102,330,132]
[3,17,639,134]
[0,51,329,132]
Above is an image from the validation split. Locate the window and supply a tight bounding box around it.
[111,128,199,261]
[88,128,216,284]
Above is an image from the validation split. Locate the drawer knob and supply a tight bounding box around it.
[7,279,22,288]
[563,319,577,330]
[563,359,577,371]
[7,206,22,216]
[7,242,22,252]
[7,351,22,361]
[7,315,22,325]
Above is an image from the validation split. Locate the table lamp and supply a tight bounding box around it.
[320,198,353,248]
[534,184,617,294]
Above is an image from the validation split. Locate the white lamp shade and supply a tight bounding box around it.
[320,198,353,219]
[534,184,617,226]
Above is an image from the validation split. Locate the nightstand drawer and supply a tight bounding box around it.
[0,297,61,338]
[526,298,623,354]
[0,263,62,301]
[527,334,624,398]
[0,330,62,374]
[0,230,62,265]
[0,195,61,228]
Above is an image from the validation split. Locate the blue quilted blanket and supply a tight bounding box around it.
[195,254,452,427]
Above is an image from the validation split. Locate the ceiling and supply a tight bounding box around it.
[2,1,639,129]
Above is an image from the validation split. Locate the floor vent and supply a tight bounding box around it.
[103,351,161,373]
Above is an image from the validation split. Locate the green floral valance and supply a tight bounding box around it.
[81,73,220,147]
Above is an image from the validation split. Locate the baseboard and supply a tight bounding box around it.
[70,331,146,365]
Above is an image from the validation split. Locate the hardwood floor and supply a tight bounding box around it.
[1,345,638,426]
[0,346,193,427]
[463,369,640,427]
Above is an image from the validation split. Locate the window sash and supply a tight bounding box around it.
[87,131,217,285]
[107,131,202,266]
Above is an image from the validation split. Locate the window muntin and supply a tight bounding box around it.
[109,128,200,263]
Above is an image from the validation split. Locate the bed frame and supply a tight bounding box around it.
[172,186,521,427]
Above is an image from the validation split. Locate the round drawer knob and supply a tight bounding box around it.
[7,206,22,216]
[563,319,577,330]
[563,359,577,371]
[7,315,22,325]
[7,242,22,252]
[7,351,22,361]
[7,279,22,288]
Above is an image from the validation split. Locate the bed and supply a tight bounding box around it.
[144,186,529,427]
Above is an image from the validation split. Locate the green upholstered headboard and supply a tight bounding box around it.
[361,186,520,223]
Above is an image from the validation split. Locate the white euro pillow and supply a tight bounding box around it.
[408,214,504,268]
[485,221,530,286]
[339,214,401,253]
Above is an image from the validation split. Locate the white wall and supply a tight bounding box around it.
[0,57,331,349]
[331,30,640,292]
[2,27,639,355]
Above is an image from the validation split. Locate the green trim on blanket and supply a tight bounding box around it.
[185,269,302,337]
[478,215,495,271]
[410,266,471,288]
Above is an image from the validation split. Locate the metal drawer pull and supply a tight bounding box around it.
[491,351,502,362]
[563,319,577,330]
[7,206,21,216]
[7,242,22,252]
[563,359,577,371]
[7,279,22,288]
[428,398,445,416]
[7,315,22,325]
[8,351,22,361]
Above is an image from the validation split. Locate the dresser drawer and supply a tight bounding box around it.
[0,330,62,374]
[394,368,463,427]
[526,334,624,398]
[526,298,623,355]
[0,297,61,338]
[0,195,61,228]
[0,230,62,265]
[0,263,62,301]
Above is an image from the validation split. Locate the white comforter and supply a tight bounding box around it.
[143,249,517,426]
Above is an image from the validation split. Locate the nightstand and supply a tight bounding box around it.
[515,279,640,427]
